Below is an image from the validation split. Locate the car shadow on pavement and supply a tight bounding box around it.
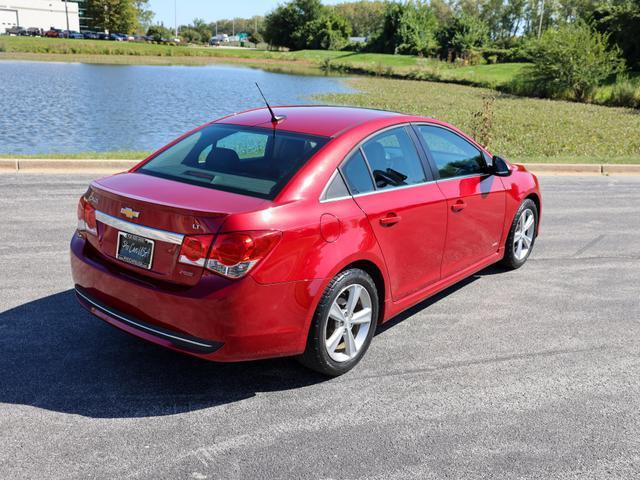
[0,265,505,419]
[376,264,504,335]
[0,289,327,419]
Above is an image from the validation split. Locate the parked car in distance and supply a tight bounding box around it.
[26,27,42,36]
[44,28,62,37]
[67,30,83,39]
[6,26,27,36]
[71,106,542,376]
[82,31,99,39]
[96,32,109,40]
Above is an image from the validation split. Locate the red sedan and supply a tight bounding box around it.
[71,106,541,375]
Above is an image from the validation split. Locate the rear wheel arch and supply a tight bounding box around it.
[339,260,386,324]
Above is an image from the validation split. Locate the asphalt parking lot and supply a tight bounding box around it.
[1,173,639,479]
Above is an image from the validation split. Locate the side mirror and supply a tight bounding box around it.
[492,155,511,177]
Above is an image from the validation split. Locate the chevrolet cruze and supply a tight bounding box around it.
[71,106,541,376]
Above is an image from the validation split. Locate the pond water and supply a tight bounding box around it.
[0,61,353,155]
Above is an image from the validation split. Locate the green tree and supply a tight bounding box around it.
[249,30,264,45]
[86,0,139,34]
[190,18,212,42]
[592,0,640,70]
[263,0,347,50]
[367,1,438,56]
[179,27,202,44]
[332,1,386,37]
[298,10,352,50]
[520,20,625,101]
[437,12,489,61]
[396,1,438,55]
[134,0,154,33]
[146,24,174,42]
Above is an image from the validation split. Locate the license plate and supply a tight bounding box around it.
[116,231,155,270]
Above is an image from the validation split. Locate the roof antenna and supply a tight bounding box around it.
[255,83,286,123]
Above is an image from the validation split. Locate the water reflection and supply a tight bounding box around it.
[0,61,353,155]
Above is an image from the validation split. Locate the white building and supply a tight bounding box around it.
[0,0,79,33]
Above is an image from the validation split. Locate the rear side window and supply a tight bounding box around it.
[341,150,375,195]
[137,124,328,199]
[322,172,350,200]
[362,127,426,190]
[417,125,485,180]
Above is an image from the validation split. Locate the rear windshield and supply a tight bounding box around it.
[137,124,329,199]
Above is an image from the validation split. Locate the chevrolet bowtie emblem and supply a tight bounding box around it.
[120,207,140,220]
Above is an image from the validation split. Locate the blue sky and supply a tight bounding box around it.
[149,1,349,27]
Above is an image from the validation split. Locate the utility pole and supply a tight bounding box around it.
[537,0,545,39]
[232,18,235,37]
[174,0,178,36]
[64,0,69,32]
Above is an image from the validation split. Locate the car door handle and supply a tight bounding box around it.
[451,200,467,212]
[379,213,401,226]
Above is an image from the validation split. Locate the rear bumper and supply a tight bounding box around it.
[75,286,223,354]
[70,234,323,361]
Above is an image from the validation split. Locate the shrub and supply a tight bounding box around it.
[179,28,202,44]
[601,77,640,108]
[436,13,489,62]
[517,21,625,102]
[366,1,438,56]
[298,10,352,50]
[479,46,530,64]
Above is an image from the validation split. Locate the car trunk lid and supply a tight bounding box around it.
[84,172,270,286]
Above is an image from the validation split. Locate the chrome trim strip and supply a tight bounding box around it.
[353,180,438,198]
[319,195,353,204]
[436,173,488,183]
[320,179,440,204]
[75,289,215,349]
[95,211,184,245]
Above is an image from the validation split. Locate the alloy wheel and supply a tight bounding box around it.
[513,208,535,261]
[324,284,373,363]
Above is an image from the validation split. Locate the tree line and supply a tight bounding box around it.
[261,0,639,71]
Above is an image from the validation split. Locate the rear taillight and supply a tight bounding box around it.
[178,235,214,267]
[207,230,281,279]
[77,196,97,236]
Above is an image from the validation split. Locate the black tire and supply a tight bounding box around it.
[501,198,538,270]
[298,268,379,376]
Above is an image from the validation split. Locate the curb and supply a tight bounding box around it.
[14,159,139,173]
[602,164,640,175]
[0,159,639,176]
[0,159,16,172]
[521,163,603,175]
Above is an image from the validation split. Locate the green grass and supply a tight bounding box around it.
[318,78,640,163]
[0,37,526,87]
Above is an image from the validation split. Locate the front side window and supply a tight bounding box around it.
[361,127,426,190]
[138,124,328,199]
[417,125,485,180]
